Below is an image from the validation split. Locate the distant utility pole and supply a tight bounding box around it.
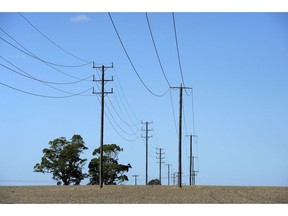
[192,156,198,185]
[165,164,172,185]
[93,62,113,188]
[132,175,139,185]
[141,121,152,185]
[156,148,165,185]
[173,172,177,186]
[186,134,197,186]
[171,83,192,188]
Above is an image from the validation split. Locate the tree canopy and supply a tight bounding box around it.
[148,179,161,185]
[88,144,131,185]
[34,135,88,185]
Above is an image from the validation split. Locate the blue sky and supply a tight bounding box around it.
[0,12,287,186]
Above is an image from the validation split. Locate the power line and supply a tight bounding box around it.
[93,71,140,137]
[150,123,160,149]
[148,144,157,156]
[183,122,189,160]
[169,88,179,136]
[93,70,139,142]
[0,81,92,98]
[105,100,140,137]
[141,138,156,157]
[0,27,92,81]
[107,94,141,133]
[95,94,139,142]
[0,62,93,96]
[113,67,141,125]
[191,88,196,135]
[0,55,93,97]
[18,12,91,64]
[172,13,190,96]
[182,99,190,161]
[109,87,140,128]
[145,12,172,88]
[105,70,141,129]
[108,12,169,98]
[1,27,93,98]
[0,36,91,68]
[0,56,92,85]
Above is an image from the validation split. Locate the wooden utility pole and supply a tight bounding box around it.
[166,164,172,185]
[141,121,152,185]
[178,84,183,188]
[192,156,195,185]
[192,156,199,185]
[132,174,139,185]
[93,62,113,188]
[187,134,197,185]
[190,135,193,186]
[156,148,165,185]
[173,172,177,186]
[171,84,192,188]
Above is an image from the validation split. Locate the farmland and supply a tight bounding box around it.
[0,185,287,204]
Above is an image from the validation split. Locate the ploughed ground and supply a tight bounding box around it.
[0,185,287,204]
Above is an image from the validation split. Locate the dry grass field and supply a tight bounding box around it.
[0,185,287,204]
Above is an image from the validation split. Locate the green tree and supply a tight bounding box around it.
[148,179,161,185]
[88,144,131,185]
[34,135,88,185]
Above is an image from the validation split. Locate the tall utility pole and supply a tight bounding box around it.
[171,84,192,188]
[132,174,139,185]
[186,134,197,186]
[93,62,113,188]
[156,148,165,185]
[165,164,172,185]
[141,121,152,185]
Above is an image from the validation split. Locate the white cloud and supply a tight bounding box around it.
[15,53,25,58]
[70,15,90,23]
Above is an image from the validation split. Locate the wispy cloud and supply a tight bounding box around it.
[15,53,25,58]
[70,15,90,23]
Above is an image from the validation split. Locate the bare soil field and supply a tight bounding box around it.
[0,185,287,204]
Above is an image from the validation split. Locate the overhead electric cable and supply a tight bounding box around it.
[147,145,156,159]
[94,88,139,142]
[94,67,140,129]
[107,93,141,130]
[113,67,141,125]
[182,100,190,159]
[112,90,141,128]
[145,12,172,88]
[108,12,169,97]
[0,82,92,98]
[105,100,140,137]
[93,75,141,138]
[0,56,92,85]
[169,88,179,136]
[182,99,189,137]
[0,36,91,68]
[18,12,92,64]
[0,27,91,80]
[0,62,93,97]
[191,88,196,135]
[105,106,139,142]
[172,13,190,96]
